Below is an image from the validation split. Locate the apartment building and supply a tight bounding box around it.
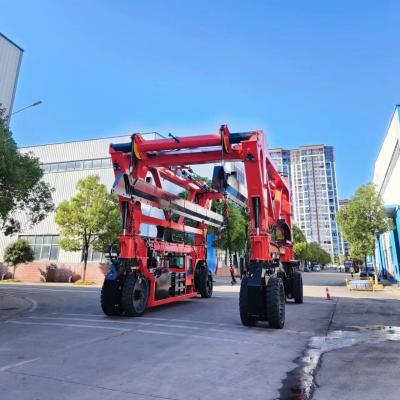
[270,145,342,259]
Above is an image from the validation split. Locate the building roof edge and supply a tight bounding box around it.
[18,132,166,150]
[0,32,24,52]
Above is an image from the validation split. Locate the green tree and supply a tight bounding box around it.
[216,203,247,252]
[292,225,331,267]
[292,224,306,243]
[319,248,332,266]
[0,107,54,235]
[3,239,34,279]
[55,175,121,282]
[307,242,331,266]
[338,254,347,265]
[292,225,310,268]
[294,241,308,263]
[336,183,392,264]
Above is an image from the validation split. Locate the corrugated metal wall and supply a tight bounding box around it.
[0,135,131,261]
[0,34,22,116]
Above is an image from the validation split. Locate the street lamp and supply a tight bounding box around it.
[11,100,43,116]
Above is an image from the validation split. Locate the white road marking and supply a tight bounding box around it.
[4,315,314,338]
[0,287,97,294]
[26,297,38,312]
[136,329,251,344]
[0,358,39,372]
[29,316,153,326]
[52,313,103,317]
[47,314,312,336]
[51,313,239,328]
[5,320,129,331]
[136,316,247,328]
[27,316,250,334]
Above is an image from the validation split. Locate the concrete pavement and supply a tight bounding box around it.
[0,290,33,320]
[0,272,399,399]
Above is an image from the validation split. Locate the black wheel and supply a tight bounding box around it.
[121,273,148,317]
[101,280,122,316]
[277,270,290,299]
[239,276,256,326]
[199,268,213,298]
[292,271,303,304]
[266,276,285,329]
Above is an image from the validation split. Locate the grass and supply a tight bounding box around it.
[0,278,22,283]
[73,280,96,286]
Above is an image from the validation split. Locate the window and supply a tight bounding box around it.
[19,235,60,261]
[49,163,59,172]
[92,159,102,169]
[84,248,106,263]
[58,162,67,172]
[101,158,111,168]
[75,160,83,169]
[83,159,93,169]
[41,158,112,174]
[42,164,51,173]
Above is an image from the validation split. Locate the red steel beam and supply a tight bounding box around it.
[143,149,244,167]
[157,167,201,191]
[138,133,222,153]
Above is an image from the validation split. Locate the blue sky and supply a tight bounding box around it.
[2,0,399,198]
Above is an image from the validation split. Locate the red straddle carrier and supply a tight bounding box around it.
[101,125,303,329]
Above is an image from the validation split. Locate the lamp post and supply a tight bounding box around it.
[11,100,43,116]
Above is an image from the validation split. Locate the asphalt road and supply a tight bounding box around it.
[302,270,349,286]
[0,272,399,400]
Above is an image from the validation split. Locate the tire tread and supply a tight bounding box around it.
[101,280,122,316]
[293,271,303,304]
[239,277,256,326]
[121,273,148,317]
[199,268,213,298]
[266,277,285,329]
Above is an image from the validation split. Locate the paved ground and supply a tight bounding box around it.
[0,272,399,400]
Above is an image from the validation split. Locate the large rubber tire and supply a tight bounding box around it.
[292,271,303,304]
[199,268,213,298]
[239,276,256,326]
[101,280,122,316]
[266,276,285,329]
[277,270,290,299]
[121,273,148,317]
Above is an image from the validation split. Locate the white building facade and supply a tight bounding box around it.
[0,135,134,265]
[0,33,23,117]
[373,105,400,282]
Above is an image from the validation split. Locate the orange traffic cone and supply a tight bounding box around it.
[325,287,332,300]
